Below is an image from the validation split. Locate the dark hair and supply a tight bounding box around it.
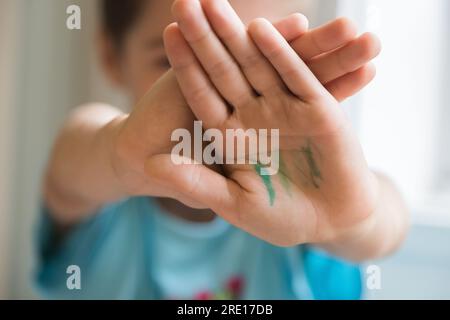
[101,0,147,50]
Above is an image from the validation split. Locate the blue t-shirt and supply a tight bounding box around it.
[35,197,362,300]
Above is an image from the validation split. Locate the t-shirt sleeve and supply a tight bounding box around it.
[302,246,362,300]
[34,198,152,299]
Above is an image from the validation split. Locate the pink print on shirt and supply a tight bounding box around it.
[194,276,245,300]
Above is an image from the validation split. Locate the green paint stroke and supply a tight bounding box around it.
[300,140,322,189]
[278,156,291,196]
[255,163,276,206]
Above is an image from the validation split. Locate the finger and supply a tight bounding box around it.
[200,0,287,96]
[145,154,241,223]
[308,33,381,84]
[164,23,229,128]
[142,183,208,210]
[291,17,357,60]
[273,13,310,42]
[326,63,376,102]
[248,18,328,101]
[172,0,254,108]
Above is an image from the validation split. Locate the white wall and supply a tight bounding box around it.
[367,225,450,300]
[352,0,447,207]
[4,0,113,299]
[4,0,127,299]
[338,0,450,299]
[0,0,21,298]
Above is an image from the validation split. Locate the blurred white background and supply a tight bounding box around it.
[0,0,449,299]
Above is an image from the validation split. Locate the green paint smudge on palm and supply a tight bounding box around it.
[255,163,276,206]
[278,156,292,196]
[300,139,322,189]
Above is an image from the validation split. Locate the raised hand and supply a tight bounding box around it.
[153,0,382,246]
[113,7,378,210]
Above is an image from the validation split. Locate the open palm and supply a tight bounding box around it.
[153,0,381,246]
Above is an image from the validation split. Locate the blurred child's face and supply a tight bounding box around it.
[108,0,309,102]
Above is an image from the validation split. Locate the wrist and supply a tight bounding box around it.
[103,114,133,198]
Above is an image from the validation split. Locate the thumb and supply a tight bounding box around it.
[144,154,240,218]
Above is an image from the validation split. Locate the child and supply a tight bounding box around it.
[37,0,408,299]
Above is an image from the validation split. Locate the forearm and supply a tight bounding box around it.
[44,103,127,226]
[318,172,410,262]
